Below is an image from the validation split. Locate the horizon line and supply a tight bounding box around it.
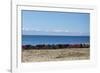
[22,34,90,36]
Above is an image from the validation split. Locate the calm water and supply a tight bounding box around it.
[22,35,90,45]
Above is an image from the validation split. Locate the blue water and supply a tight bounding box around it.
[22,35,90,45]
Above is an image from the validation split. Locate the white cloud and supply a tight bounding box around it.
[51,29,68,32]
[23,28,41,31]
[23,28,68,33]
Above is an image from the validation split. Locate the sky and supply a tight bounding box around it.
[22,10,90,36]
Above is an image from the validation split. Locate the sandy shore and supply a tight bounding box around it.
[22,48,90,62]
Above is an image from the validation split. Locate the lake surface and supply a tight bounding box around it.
[22,35,90,45]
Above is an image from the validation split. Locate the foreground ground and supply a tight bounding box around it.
[22,48,90,62]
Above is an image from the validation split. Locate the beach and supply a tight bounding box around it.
[21,10,90,63]
[22,35,90,62]
[22,48,90,62]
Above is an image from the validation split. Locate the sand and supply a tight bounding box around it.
[22,48,90,62]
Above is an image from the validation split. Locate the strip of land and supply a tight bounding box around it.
[22,48,90,62]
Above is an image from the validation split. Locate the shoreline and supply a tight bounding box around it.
[22,43,90,50]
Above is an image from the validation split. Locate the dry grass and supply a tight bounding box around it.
[22,48,90,62]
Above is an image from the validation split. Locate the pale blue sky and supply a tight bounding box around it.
[22,10,90,36]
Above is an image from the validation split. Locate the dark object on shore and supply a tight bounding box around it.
[22,44,90,50]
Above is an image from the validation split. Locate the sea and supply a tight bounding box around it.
[22,35,90,45]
